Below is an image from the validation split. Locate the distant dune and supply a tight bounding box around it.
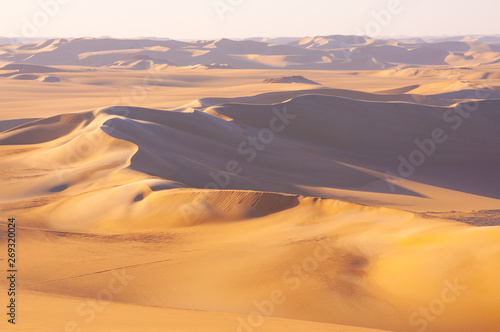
[185,63,234,70]
[0,63,66,73]
[108,55,176,70]
[2,35,500,69]
[263,75,320,84]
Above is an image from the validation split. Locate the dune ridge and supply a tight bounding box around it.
[2,35,500,70]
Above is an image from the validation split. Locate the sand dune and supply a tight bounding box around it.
[288,35,370,49]
[373,66,500,81]
[184,63,234,70]
[185,87,454,108]
[2,94,500,218]
[108,55,176,70]
[2,35,500,70]
[1,35,500,331]
[2,192,500,331]
[0,63,66,73]
[378,80,500,98]
[3,73,61,82]
[263,75,320,84]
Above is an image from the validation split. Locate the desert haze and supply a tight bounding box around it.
[1,34,500,332]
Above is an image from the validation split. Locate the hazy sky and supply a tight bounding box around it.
[1,0,499,40]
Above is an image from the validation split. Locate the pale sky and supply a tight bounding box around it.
[1,0,499,40]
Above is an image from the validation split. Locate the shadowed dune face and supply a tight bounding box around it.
[2,35,500,332]
[0,112,95,145]
[213,95,500,160]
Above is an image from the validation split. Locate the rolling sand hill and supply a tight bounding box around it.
[1,35,500,332]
